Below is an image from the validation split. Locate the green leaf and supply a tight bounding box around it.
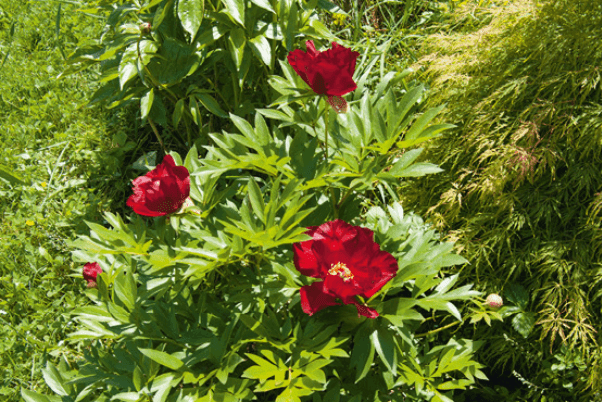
[247,178,265,224]
[388,149,423,176]
[242,353,286,383]
[388,162,443,178]
[317,0,345,13]
[438,378,473,390]
[230,113,258,143]
[350,329,375,383]
[133,365,144,392]
[112,392,140,402]
[512,312,535,338]
[113,269,137,311]
[193,93,228,118]
[371,327,397,376]
[118,59,137,90]
[223,0,245,26]
[178,0,204,40]
[284,2,297,51]
[20,390,53,402]
[147,37,200,84]
[0,164,24,185]
[228,28,246,69]
[240,314,272,338]
[140,88,154,120]
[254,113,271,146]
[138,348,186,371]
[41,362,70,396]
[504,283,529,310]
[250,0,275,12]
[173,98,185,127]
[248,34,271,66]
[405,105,445,141]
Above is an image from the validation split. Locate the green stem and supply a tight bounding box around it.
[323,100,339,219]
[147,117,166,153]
[323,100,329,160]
[415,321,461,338]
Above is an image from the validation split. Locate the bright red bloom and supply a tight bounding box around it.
[287,41,359,112]
[83,262,102,288]
[127,155,190,217]
[293,220,398,318]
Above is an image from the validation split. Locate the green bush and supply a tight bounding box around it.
[18,1,492,401]
[26,86,488,401]
[62,0,349,150]
[402,0,602,400]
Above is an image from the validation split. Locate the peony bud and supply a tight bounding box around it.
[486,293,503,308]
[83,262,102,288]
[140,22,152,35]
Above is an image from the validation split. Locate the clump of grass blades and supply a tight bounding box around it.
[402,0,602,399]
[0,1,141,400]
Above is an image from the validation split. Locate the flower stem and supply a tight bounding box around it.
[147,117,166,154]
[323,100,338,219]
[323,101,329,160]
[415,321,461,338]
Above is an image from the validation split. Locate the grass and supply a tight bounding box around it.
[0,0,141,399]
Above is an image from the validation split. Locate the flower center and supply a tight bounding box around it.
[328,262,354,282]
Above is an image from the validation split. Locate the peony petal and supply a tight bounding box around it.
[127,190,167,217]
[144,177,184,214]
[161,154,176,167]
[293,240,322,278]
[306,61,357,96]
[287,49,313,87]
[83,262,102,282]
[360,251,399,298]
[300,281,339,316]
[128,201,168,217]
[351,301,379,318]
[170,165,191,195]
[132,175,153,187]
[287,42,359,97]
[323,274,359,300]
[323,42,360,77]
[305,40,318,58]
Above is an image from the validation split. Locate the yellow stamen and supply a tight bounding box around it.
[328,262,354,282]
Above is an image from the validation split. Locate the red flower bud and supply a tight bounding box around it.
[83,262,102,288]
[127,155,190,217]
[287,41,360,113]
[293,220,398,318]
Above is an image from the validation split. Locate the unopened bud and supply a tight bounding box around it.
[140,22,152,35]
[486,293,503,308]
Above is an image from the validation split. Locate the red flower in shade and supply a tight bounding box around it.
[83,262,102,288]
[287,41,360,113]
[126,155,190,217]
[293,220,398,318]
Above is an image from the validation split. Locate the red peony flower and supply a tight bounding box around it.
[83,262,102,288]
[126,155,190,217]
[293,220,398,318]
[287,41,360,113]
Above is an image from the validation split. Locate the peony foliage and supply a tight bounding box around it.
[25,1,487,402]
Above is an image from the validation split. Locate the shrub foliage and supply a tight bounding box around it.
[403,0,602,399]
[20,1,489,402]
